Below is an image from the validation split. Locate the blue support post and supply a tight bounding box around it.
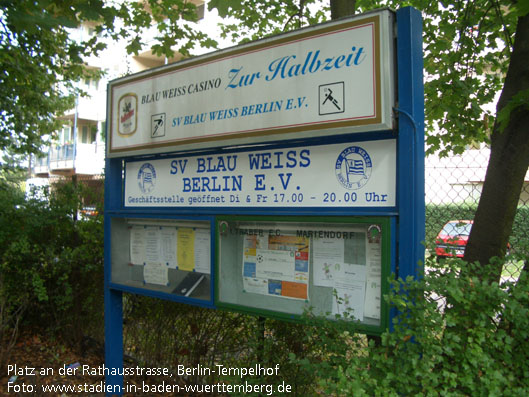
[396,6,425,283]
[104,157,124,395]
[104,289,123,394]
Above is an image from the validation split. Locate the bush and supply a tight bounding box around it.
[0,180,28,367]
[123,296,257,385]
[0,179,104,365]
[308,256,529,395]
[123,297,338,394]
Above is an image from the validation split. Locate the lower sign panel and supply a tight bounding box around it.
[124,140,396,208]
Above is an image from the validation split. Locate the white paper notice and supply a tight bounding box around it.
[130,226,146,265]
[364,278,381,319]
[333,284,365,321]
[334,263,367,288]
[144,227,161,263]
[367,242,382,277]
[194,229,211,274]
[255,249,296,281]
[143,262,169,285]
[313,238,344,287]
[332,263,367,321]
[364,238,382,319]
[160,227,177,268]
[243,277,269,295]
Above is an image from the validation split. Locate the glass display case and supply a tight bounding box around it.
[216,216,391,329]
[110,217,212,302]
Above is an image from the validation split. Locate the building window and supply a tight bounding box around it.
[80,125,97,143]
[100,121,106,142]
[86,25,102,38]
[59,126,72,144]
[83,77,100,91]
[81,125,89,143]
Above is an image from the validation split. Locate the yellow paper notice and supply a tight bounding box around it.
[177,228,195,271]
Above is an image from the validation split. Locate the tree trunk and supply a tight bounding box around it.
[463,13,529,281]
[330,0,356,19]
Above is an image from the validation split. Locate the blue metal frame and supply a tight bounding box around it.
[104,7,424,394]
[104,157,124,392]
[393,6,425,330]
[396,7,425,280]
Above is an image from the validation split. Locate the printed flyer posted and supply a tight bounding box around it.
[311,226,382,321]
[129,225,210,279]
[242,233,310,300]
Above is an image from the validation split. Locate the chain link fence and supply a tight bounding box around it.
[425,147,529,281]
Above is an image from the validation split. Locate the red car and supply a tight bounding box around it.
[435,220,473,259]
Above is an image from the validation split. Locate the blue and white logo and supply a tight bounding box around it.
[335,146,372,190]
[137,163,157,194]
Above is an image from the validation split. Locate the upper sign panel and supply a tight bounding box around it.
[108,10,395,158]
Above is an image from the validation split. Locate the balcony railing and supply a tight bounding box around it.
[35,144,74,169]
[33,143,105,176]
[51,144,75,161]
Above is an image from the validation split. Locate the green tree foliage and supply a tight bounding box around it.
[210,0,329,42]
[0,0,216,158]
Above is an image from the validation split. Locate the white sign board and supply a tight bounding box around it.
[108,10,395,157]
[124,139,396,208]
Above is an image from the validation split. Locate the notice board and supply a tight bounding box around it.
[104,12,424,390]
[216,216,391,328]
[109,217,213,302]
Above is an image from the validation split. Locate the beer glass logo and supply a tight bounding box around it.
[118,93,137,136]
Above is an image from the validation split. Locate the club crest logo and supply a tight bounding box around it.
[335,146,372,190]
[137,163,156,194]
[118,93,137,136]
